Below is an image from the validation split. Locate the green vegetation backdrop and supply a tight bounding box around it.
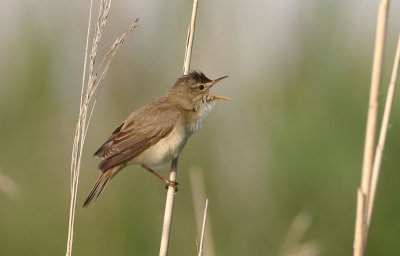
[1,0,400,255]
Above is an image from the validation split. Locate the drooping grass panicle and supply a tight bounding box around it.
[66,1,138,255]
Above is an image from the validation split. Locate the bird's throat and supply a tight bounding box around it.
[187,101,215,134]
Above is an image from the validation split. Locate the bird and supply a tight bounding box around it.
[82,71,229,207]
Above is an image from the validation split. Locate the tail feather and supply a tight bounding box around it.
[82,168,115,208]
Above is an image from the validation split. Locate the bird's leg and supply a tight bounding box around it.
[141,165,179,192]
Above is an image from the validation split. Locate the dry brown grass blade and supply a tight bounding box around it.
[190,167,215,256]
[66,1,139,255]
[198,199,209,256]
[66,1,95,255]
[367,35,400,225]
[353,0,389,255]
[159,1,199,255]
[85,19,140,136]
[159,157,179,256]
[183,0,199,75]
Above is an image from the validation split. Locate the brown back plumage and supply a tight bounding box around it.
[83,97,181,207]
[94,96,181,172]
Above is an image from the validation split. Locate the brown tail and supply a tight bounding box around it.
[82,167,117,208]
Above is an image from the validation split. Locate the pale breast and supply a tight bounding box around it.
[131,126,189,169]
[188,102,215,133]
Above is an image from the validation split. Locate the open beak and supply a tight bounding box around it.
[208,75,231,101]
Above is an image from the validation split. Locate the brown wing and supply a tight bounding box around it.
[93,122,124,157]
[94,101,181,172]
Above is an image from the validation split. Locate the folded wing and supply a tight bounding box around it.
[94,102,180,172]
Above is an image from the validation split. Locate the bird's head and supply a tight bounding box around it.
[169,71,229,110]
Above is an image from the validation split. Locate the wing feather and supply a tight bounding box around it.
[94,100,181,172]
[94,122,124,157]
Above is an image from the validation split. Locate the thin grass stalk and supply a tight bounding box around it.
[85,19,140,137]
[354,0,389,255]
[189,167,215,256]
[198,199,209,256]
[159,157,179,256]
[66,1,94,255]
[159,1,199,255]
[360,0,389,197]
[354,189,364,256]
[183,0,199,75]
[367,35,400,225]
[66,1,138,255]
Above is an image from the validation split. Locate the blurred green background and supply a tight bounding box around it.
[1,0,400,255]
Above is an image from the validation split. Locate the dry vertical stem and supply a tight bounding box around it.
[66,1,94,255]
[159,157,179,256]
[183,0,199,75]
[190,167,216,256]
[66,1,139,255]
[354,189,365,256]
[354,0,389,255]
[159,1,199,255]
[367,35,400,225]
[198,199,209,256]
[360,0,389,197]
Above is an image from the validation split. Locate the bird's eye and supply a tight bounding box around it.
[198,84,205,90]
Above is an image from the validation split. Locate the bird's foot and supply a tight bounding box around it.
[165,180,179,192]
